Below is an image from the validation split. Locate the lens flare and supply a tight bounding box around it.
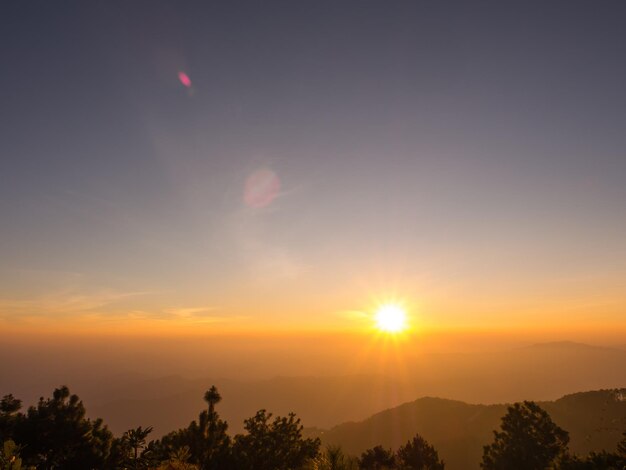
[244,169,281,208]
[178,71,192,88]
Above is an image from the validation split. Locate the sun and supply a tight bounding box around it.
[374,304,407,333]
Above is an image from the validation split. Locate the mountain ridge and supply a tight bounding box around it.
[309,389,626,470]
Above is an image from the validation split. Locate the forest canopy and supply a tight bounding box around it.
[0,387,624,470]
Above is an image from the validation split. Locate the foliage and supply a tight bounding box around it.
[396,434,444,470]
[0,396,22,444]
[556,431,626,469]
[2,384,622,470]
[481,401,569,470]
[7,386,114,470]
[156,446,199,469]
[0,440,23,470]
[114,426,156,469]
[557,452,623,469]
[618,431,626,457]
[0,398,21,417]
[155,386,320,469]
[3,384,321,469]
[231,409,320,470]
[308,445,358,470]
[203,386,221,417]
[156,387,231,470]
[356,435,444,470]
[358,445,396,469]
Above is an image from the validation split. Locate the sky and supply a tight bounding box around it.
[1,1,625,342]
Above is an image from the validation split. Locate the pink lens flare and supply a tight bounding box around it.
[178,71,192,88]
[244,169,281,208]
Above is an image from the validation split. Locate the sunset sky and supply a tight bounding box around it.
[1,1,625,342]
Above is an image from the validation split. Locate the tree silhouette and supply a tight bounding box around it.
[396,434,444,470]
[312,445,358,470]
[0,395,23,444]
[481,401,569,470]
[0,397,21,417]
[12,386,113,469]
[204,387,221,419]
[556,431,626,469]
[157,386,230,470]
[121,426,154,469]
[358,445,396,469]
[4,384,621,470]
[232,409,320,470]
[618,431,626,457]
[157,446,199,470]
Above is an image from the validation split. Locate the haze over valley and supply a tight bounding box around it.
[2,1,626,468]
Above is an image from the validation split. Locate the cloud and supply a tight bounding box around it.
[0,289,150,323]
[163,306,216,318]
[0,269,246,327]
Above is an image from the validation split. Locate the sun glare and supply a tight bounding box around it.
[374,304,407,333]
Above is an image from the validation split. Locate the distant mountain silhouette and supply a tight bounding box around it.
[2,340,622,439]
[88,374,410,436]
[76,342,626,437]
[521,340,615,351]
[308,389,626,470]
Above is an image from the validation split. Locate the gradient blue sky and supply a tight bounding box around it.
[1,1,625,336]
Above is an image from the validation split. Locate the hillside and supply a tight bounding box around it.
[82,342,625,435]
[309,389,626,470]
[3,341,624,437]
